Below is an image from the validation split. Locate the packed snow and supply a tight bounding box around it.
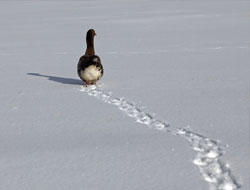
[0,1,249,190]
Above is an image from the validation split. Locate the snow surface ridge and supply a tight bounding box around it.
[80,85,241,190]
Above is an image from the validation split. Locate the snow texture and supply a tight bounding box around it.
[0,1,249,190]
[81,85,241,190]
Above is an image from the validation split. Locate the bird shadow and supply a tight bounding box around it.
[27,73,84,85]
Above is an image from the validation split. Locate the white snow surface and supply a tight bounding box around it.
[0,1,249,190]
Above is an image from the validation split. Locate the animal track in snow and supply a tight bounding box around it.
[81,86,171,132]
[80,85,241,190]
[176,127,240,190]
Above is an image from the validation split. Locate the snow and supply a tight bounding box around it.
[0,1,249,190]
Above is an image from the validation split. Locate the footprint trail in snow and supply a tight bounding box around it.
[80,85,241,190]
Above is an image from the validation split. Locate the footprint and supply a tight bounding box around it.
[81,86,241,190]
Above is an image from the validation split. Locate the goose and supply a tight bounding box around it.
[77,29,103,86]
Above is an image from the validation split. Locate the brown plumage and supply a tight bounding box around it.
[77,29,103,86]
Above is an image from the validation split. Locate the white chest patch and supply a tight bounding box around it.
[81,65,102,82]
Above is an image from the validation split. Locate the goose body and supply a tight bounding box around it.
[77,29,103,85]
